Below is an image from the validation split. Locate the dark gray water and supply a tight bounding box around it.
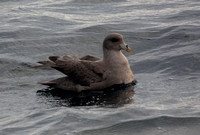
[0,0,200,134]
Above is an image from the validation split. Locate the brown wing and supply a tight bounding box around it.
[48,55,79,75]
[36,55,103,86]
[38,77,80,91]
[81,60,104,77]
[80,55,101,61]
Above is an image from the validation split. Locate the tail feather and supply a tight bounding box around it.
[38,80,56,86]
[38,77,79,91]
[32,61,56,68]
[49,56,59,62]
[38,61,55,65]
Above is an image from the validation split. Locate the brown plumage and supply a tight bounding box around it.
[34,33,134,92]
[35,55,103,86]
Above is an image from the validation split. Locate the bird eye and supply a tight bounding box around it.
[110,37,119,42]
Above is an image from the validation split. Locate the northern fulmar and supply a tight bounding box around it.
[35,33,135,92]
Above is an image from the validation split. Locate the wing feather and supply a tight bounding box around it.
[80,55,100,61]
[35,55,104,86]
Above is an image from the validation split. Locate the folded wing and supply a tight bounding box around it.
[35,55,104,86]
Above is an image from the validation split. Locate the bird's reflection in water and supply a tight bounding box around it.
[37,86,135,107]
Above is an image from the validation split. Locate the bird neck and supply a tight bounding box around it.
[103,49,128,66]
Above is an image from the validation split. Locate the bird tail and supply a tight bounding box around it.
[38,80,56,86]
[49,56,59,62]
[32,56,60,68]
[31,61,56,68]
[38,77,77,91]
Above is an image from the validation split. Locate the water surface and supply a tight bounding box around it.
[0,0,200,135]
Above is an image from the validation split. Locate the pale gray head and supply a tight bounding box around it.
[103,33,131,52]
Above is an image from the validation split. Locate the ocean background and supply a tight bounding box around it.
[0,0,200,134]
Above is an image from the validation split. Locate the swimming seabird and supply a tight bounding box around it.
[35,33,135,92]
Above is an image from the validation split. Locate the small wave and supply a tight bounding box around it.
[73,0,127,3]
[166,10,200,21]
[78,116,200,135]
[132,53,200,76]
